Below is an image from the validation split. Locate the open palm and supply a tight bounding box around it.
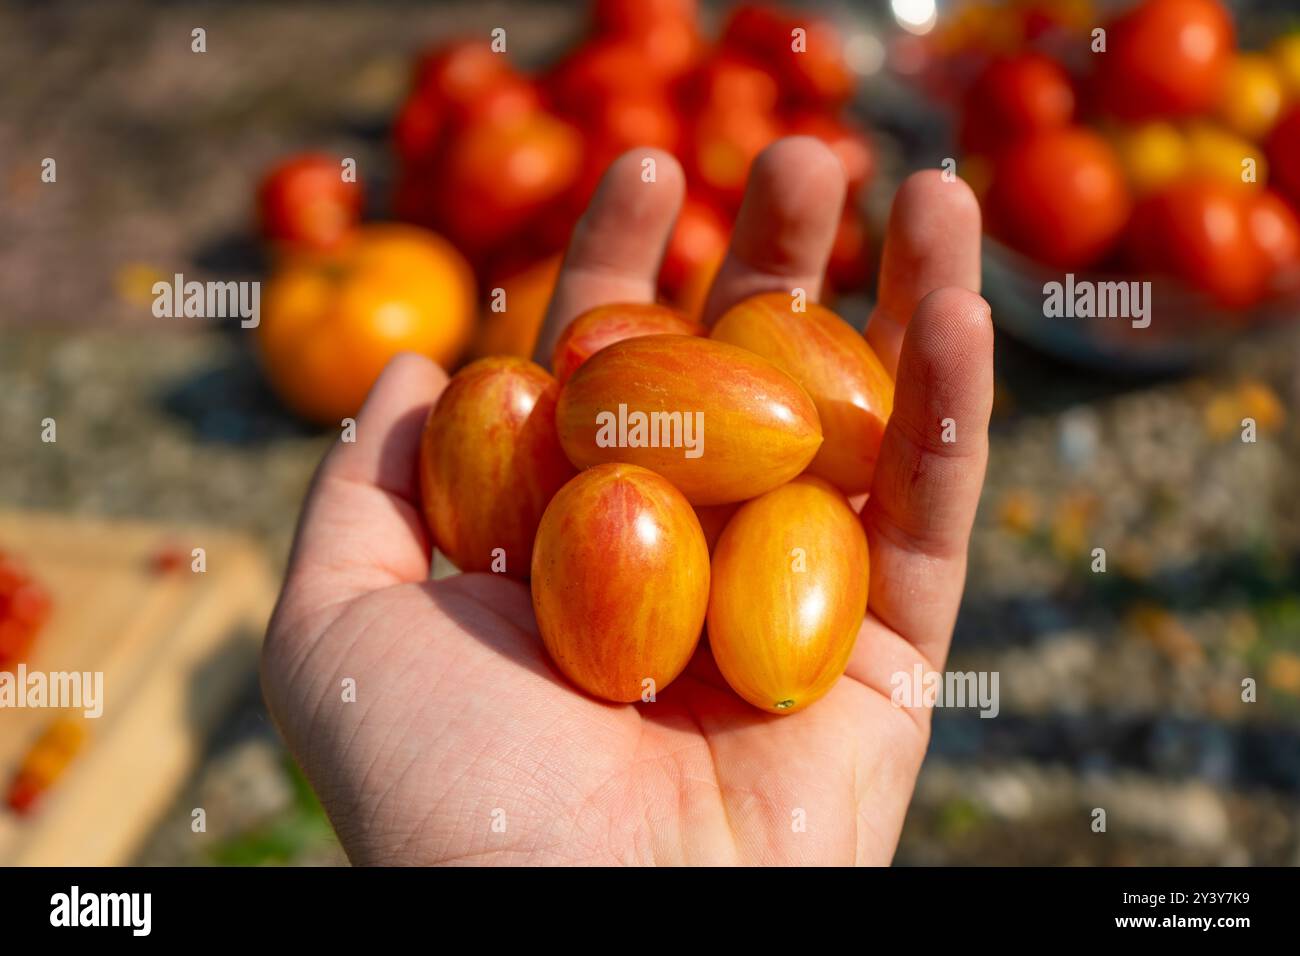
[262,138,992,865]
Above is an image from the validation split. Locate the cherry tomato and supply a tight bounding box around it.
[257,153,362,252]
[685,107,783,211]
[1266,106,1300,210]
[434,112,582,261]
[959,52,1075,156]
[721,4,853,107]
[1126,177,1267,309]
[1247,189,1300,297]
[987,126,1131,269]
[1216,53,1285,142]
[660,197,730,298]
[1092,0,1235,121]
[675,54,780,114]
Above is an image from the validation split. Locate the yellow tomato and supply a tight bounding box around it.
[1184,122,1268,186]
[1112,122,1187,195]
[1217,54,1286,141]
[1272,33,1300,98]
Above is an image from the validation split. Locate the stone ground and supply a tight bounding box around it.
[1,0,1298,866]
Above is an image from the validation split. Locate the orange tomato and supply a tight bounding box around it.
[1126,177,1267,308]
[531,463,709,702]
[555,334,822,505]
[551,302,704,385]
[472,255,561,360]
[659,197,730,298]
[712,293,893,496]
[959,52,1075,156]
[1092,0,1235,121]
[257,153,362,252]
[258,224,476,424]
[420,357,574,577]
[686,107,783,211]
[987,126,1131,269]
[708,475,868,715]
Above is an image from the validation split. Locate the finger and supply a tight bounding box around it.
[278,352,447,624]
[865,170,982,377]
[532,147,685,364]
[700,136,846,327]
[860,287,993,670]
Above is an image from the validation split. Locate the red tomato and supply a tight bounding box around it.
[959,52,1075,155]
[592,0,696,34]
[1126,177,1267,308]
[826,207,872,292]
[435,113,582,261]
[1247,189,1300,297]
[545,40,663,119]
[721,4,853,107]
[257,153,362,252]
[660,197,730,297]
[987,126,1131,269]
[411,40,515,108]
[786,113,876,199]
[1092,0,1235,121]
[675,53,779,114]
[392,93,442,167]
[1266,106,1300,210]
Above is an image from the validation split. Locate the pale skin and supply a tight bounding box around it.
[262,137,991,865]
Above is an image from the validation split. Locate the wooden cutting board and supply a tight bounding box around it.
[0,510,278,865]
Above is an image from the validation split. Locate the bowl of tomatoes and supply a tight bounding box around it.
[905,0,1300,371]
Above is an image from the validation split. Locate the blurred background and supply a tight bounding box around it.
[1,0,1299,865]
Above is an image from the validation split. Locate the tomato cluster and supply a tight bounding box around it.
[420,294,892,714]
[946,0,1300,310]
[0,552,52,672]
[392,1,876,356]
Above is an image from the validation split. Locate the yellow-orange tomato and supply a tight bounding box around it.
[1216,54,1285,142]
[707,475,868,715]
[420,357,575,578]
[258,224,475,425]
[471,255,561,359]
[551,302,704,385]
[531,463,709,702]
[556,334,822,505]
[711,293,893,496]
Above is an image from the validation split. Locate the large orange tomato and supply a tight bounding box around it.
[257,153,362,252]
[258,224,476,425]
[1092,0,1235,121]
[987,126,1131,269]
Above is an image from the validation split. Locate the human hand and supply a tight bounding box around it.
[261,136,990,865]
